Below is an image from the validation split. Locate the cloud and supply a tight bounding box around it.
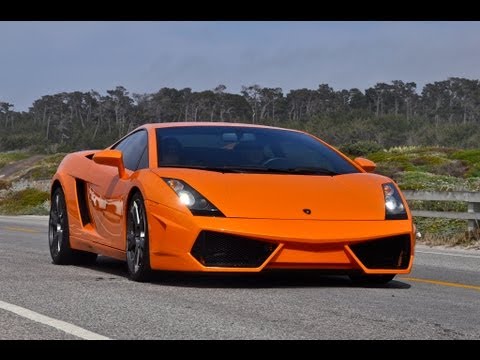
[1,21,480,110]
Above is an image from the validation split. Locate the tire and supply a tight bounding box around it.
[349,274,396,285]
[49,187,97,265]
[126,192,151,282]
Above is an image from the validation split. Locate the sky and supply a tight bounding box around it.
[1,21,480,111]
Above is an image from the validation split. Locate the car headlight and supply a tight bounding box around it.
[382,183,408,220]
[162,178,225,217]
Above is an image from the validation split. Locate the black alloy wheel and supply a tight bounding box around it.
[126,192,151,282]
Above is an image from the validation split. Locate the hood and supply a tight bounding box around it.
[151,168,390,220]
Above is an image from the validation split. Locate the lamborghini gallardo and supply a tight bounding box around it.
[49,123,415,282]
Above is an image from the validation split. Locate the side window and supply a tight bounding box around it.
[137,147,149,170]
[112,130,148,171]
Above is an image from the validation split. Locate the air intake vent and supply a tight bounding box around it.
[191,231,277,268]
[349,235,411,269]
[75,179,91,226]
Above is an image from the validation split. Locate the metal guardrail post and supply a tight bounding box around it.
[467,202,480,232]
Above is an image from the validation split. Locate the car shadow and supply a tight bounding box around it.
[80,256,411,290]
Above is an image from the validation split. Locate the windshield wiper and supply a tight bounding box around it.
[159,165,340,175]
[158,165,245,173]
[283,167,341,175]
[222,166,341,175]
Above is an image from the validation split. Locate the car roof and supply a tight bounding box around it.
[138,122,304,134]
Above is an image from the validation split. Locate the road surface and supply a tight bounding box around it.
[0,215,479,339]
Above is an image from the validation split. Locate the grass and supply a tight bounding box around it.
[0,179,10,190]
[451,149,480,177]
[408,200,466,212]
[0,151,62,215]
[21,153,66,181]
[420,231,478,247]
[369,147,472,180]
[0,152,30,170]
[0,188,50,215]
[395,171,480,191]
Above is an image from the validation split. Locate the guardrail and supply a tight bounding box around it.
[402,190,480,232]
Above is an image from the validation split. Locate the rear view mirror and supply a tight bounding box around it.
[354,157,376,173]
[93,149,128,179]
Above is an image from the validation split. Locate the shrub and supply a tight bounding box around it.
[451,149,480,177]
[0,179,10,190]
[430,160,469,178]
[340,141,383,157]
[396,171,479,191]
[0,152,30,170]
[414,217,477,246]
[0,188,50,215]
[21,153,65,181]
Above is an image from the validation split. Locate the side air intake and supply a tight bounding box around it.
[75,179,91,226]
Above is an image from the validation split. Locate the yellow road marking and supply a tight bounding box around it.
[401,277,480,292]
[1,226,40,234]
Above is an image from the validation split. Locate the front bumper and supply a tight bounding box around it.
[145,200,415,274]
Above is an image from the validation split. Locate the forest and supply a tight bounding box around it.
[1,77,480,153]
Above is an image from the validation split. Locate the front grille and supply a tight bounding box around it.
[191,231,278,268]
[349,235,411,269]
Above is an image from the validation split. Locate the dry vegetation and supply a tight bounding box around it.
[0,152,64,215]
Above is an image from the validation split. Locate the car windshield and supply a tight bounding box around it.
[156,126,359,175]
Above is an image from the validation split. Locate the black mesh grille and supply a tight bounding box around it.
[349,235,411,269]
[191,231,278,268]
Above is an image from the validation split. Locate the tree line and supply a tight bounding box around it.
[1,77,480,153]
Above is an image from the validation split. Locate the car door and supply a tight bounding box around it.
[88,130,149,249]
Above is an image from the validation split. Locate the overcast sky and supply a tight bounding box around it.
[1,21,479,111]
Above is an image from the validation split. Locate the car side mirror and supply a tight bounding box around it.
[354,157,376,173]
[93,149,128,179]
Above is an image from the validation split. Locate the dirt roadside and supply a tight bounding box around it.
[0,155,46,180]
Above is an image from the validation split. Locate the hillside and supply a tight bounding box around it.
[0,152,64,215]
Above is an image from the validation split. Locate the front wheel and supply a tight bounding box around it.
[349,274,395,285]
[126,192,151,282]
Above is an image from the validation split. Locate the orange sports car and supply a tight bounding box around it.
[49,122,415,282]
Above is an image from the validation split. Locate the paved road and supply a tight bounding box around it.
[0,215,479,340]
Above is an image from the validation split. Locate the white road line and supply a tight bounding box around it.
[416,250,480,259]
[0,300,111,340]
